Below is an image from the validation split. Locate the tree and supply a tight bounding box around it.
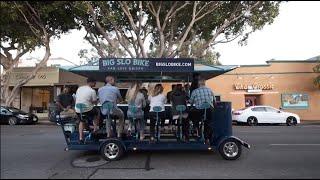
[72,1,281,61]
[0,1,80,106]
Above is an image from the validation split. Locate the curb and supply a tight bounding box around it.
[301,121,320,125]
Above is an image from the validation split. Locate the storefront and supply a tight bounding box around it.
[8,67,89,118]
[7,59,319,121]
[206,59,320,121]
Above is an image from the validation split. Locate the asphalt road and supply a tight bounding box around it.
[1,124,320,179]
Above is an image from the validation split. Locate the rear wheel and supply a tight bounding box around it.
[8,117,18,126]
[286,116,297,126]
[219,139,242,160]
[247,116,258,126]
[100,140,125,161]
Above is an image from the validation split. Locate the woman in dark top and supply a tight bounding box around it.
[171,84,189,142]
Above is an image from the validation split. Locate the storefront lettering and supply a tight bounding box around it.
[234,83,274,90]
[102,58,149,67]
[37,74,47,79]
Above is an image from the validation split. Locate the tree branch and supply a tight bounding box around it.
[119,1,147,57]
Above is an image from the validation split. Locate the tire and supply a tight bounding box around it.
[219,139,242,160]
[100,140,125,161]
[32,115,39,124]
[286,116,297,126]
[8,117,18,126]
[247,116,258,126]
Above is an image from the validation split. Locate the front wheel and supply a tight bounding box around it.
[286,116,297,126]
[8,117,18,126]
[100,140,125,161]
[219,139,242,160]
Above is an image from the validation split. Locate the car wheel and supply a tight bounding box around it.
[219,139,242,160]
[8,117,18,126]
[100,140,125,161]
[286,116,297,126]
[247,116,258,126]
[32,115,39,124]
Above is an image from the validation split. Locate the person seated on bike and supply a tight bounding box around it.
[171,84,189,142]
[126,81,146,141]
[75,78,100,144]
[189,77,216,144]
[167,84,177,131]
[98,75,125,138]
[148,84,166,142]
[56,87,76,118]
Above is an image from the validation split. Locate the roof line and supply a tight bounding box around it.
[266,60,319,63]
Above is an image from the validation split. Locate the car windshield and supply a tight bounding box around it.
[8,107,25,113]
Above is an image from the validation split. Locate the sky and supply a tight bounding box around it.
[27,1,320,66]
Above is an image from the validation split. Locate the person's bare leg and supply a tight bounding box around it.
[117,117,124,138]
[106,119,112,138]
[79,122,84,140]
[112,108,124,138]
[93,113,100,132]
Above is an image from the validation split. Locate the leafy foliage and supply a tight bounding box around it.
[72,1,281,60]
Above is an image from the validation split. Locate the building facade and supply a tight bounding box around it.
[7,67,89,118]
[207,60,319,121]
[6,58,319,121]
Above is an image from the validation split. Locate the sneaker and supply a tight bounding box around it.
[150,136,155,143]
[78,139,84,144]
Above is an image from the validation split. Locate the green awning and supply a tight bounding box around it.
[60,59,237,82]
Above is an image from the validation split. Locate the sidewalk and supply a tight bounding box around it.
[300,120,320,125]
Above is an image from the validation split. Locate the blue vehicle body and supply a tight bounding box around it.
[59,102,250,160]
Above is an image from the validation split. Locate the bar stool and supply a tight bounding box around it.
[175,105,186,141]
[153,106,162,142]
[199,102,211,142]
[128,104,138,140]
[101,101,116,137]
[75,103,92,143]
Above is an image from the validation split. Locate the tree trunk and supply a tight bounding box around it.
[3,43,51,107]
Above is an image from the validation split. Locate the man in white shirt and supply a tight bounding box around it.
[75,78,100,144]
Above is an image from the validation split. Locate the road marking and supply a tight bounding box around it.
[270,144,320,146]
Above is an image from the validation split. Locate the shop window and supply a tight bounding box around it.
[281,93,309,109]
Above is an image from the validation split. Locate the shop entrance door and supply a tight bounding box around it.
[245,95,261,107]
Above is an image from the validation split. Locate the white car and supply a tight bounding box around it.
[232,106,300,126]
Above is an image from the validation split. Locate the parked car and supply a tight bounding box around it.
[232,106,300,126]
[0,106,38,125]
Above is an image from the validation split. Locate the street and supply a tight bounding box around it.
[1,124,320,179]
